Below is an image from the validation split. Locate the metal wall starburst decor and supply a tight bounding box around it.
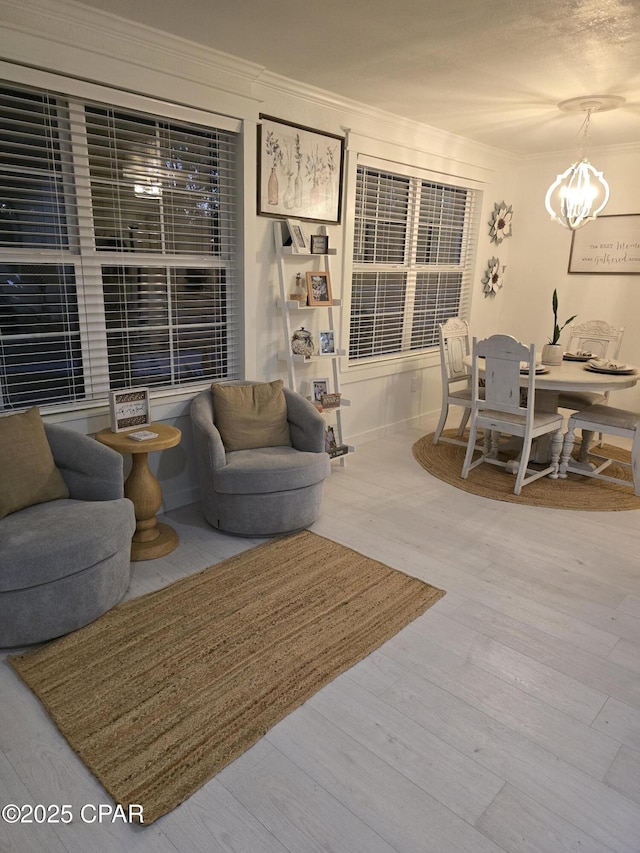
[482,257,506,297]
[488,201,513,244]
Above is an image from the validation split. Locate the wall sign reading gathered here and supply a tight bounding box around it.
[569,214,640,274]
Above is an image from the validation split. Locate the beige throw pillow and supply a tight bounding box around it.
[0,407,70,519]
[211,381,291,452]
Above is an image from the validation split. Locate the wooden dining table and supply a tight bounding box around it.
[464,356,639,465]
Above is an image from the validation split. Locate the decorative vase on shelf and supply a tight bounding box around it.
[289,273,307,305]
[541,343,563,365]
[291,327,314,358]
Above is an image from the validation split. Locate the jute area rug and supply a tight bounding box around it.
[10,530,444,825]
[413,429,640,510]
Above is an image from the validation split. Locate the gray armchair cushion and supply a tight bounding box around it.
[216,446,330,495]
[211,380,291,451]
[0,497,135,590]
[0,422,135,647]
[0,407,69,518]
[45,423,126,501]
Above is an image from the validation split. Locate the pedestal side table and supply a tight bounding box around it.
[96,423,182,561]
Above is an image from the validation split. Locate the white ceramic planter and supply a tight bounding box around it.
[541,343,563,365]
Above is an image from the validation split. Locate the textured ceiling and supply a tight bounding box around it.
[73,0,640,155]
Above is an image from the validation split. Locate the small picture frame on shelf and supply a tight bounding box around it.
[318,330,336,355]
[310,234,329,254]
[306,271,333,305]
[320,392,341,409]
[286,219,308,252]
[311,377,330,403]
[109,387,151,432]
[324,424,338,454]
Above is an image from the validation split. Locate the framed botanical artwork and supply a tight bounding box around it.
[568,214,640,274]
[109,387,151,432]
[285,219,308,252]
[257,115,345,223]
[318,330,336,355]
[306,271,333,305]
[310,377,330,402]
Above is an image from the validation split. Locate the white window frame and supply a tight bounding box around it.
[342,153,482,379]
[0,69,242,416]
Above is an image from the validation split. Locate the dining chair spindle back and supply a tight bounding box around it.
[558,319,625,412]
[461,334,564,495]
[433,317,476,446]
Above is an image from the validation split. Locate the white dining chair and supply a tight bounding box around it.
[433,317,477,446]
[558,319,625,411]
[559,404,640,495]
[461,334,564,495]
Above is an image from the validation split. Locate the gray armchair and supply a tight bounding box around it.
[190,384,331,536]
[0,424,136,647]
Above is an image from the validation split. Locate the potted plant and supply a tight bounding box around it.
[541,288,577,365]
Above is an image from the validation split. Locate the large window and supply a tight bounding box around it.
[349,163,479,362]
[0,82,240,412]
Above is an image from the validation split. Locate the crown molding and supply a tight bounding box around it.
[0,0,265,105]
[257,70,518,170]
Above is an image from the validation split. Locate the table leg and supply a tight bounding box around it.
[124,452,179,561]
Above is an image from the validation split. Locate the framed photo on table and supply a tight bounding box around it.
[109,387,151,432]
[257,115,345,223]
[306,271,333,305]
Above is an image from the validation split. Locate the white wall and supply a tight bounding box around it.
[0,0,520,508]
[498,145,640,412]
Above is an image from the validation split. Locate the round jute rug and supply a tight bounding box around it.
[412,430,640,510]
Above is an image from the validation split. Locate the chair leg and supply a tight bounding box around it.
[559,427,576,478]
[433,403,449,445]
[456,407,471,436]
[513,436,535,495]
[461,419,479,480]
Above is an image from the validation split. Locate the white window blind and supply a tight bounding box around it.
[0,81,240,412]
[350,163,478,362]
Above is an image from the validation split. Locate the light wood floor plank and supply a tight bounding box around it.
[309,673,505,824]
[2,421,640,852]
[604,746,640,807]
[267,706,507,853]
[376,668,640,853]
[220,738,401,853]
[476,783,618,853]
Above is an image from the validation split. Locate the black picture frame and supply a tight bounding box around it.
[257,115,345,224]
[310,234,329,254]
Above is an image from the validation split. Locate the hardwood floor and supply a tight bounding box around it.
[2,417,640,853]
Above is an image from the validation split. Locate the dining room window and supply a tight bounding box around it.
[0,80,240,412]
[349,163,479,362]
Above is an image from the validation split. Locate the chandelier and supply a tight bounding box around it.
[545,96,624,231]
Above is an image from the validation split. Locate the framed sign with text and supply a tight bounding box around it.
[569,214,640,274]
